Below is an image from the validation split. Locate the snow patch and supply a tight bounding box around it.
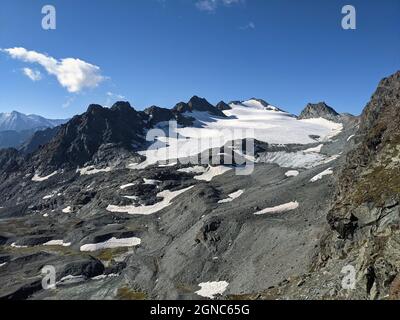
[310,168,333,182]
[218,190,244,204]
[143,178,161,185]
[107,186,194,215]
[124,195,139,200]
[58,275,85,285]
[158,162,177,167]
[194,166,232,182]
[77,166,111,176]
[120,183,136,190]
[195,281,229,299]
[43,240,71,247]
[178,166,207,174]
[11,243,28,248]
[254,201,299,215]
[32,171,58,182]
[347,134,355,142]
[285,170,299,177]
[91,273,119,281]
[62,206,72,213]
[80,237,142,252]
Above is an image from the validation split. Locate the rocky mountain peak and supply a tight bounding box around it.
[298,102,340,121]
[187,95,214,110]
[216,101,232,111]
[110,101,134,112]
[30,103,147,170]
[172,96,227,118]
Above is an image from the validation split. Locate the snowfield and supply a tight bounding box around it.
[254,201,299,215]
[107,186,194,215]
[80,236,141,252]
[195,281,229,299]
[259,151,326,169]
[132,100,343,167]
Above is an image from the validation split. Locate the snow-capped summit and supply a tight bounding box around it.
[0,111,67,132]
[235,99,285,113]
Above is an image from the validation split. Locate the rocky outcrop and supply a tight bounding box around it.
[328,71,400,238]
[263,70,400,300]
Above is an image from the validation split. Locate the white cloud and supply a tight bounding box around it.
[62,96,76,109]
[22,67,42,81]
[2,47,105,93]
[107,91,125,100]
[106,92,126,107]
[239,21,255,30]
[195,0,242,12]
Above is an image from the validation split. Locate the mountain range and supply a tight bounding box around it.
[0,71,399,300]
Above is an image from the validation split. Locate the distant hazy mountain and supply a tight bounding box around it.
[0,111,67,132]
[0,111,67,150]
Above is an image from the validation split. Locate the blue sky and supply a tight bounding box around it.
[0,0,399,119]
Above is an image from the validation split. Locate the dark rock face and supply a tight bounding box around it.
[30,102,147,170]
[328,71,400,237]
[0,148,24,175]
[143,106,193,127]
[298,102,340,121]
[144,106,175,126]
